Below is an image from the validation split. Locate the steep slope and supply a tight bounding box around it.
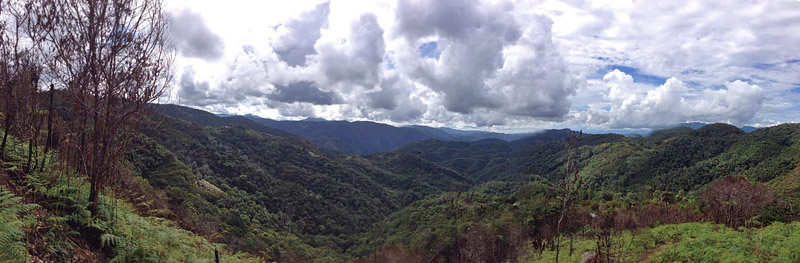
[390,124,794,193]
[131,110,474,258]
[394,130,626,183]
[139,117,395,248]
[0,131,262,262]
[661,123,800,191]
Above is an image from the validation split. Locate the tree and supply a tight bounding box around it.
[554,131,583,263]
[699,176,775,227]
[0,0,43,163]
[30,0,173,216]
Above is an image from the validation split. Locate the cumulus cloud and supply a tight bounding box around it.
[394,0,482,40]
[364,72,427,122]
[545,0,800,124]
[273,2,330,67]
[577,70,765,128]
[178,67,220,106]
[393,0,576,124]
[269,81,339,105]
[171,9,225,61]
[314,13,385,89]
[165,0,797,129]
[489,15,578,120]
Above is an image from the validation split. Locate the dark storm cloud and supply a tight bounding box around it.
[269,81,339,105]
[273,2,330,67]
[171,9,225,61]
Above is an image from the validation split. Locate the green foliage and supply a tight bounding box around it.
[642,222,800,262]
[129,113,476,259]
[521,222,800,263]
[0,131,261,262]
[0,188,38,262]
[396,123,800,195]
[135,112,800,261]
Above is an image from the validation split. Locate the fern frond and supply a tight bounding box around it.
[101,233,122,248]
[0,188,35,262]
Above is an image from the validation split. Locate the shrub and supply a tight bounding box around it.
[699,176,775,227]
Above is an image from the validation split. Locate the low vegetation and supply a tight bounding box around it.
[1,133,260,262]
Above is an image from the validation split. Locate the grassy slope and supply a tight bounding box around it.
[522,222,800,263]
[0,133,259,262]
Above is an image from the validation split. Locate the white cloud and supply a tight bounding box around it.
[577,70,765,128]
[163,0,800,130]
[392,0,577,123]
[273,2,330,67]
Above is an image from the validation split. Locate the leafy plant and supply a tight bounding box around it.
[0,188,38,262]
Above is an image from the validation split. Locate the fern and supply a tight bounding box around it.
[0,188,39,262]
[101,233,123,248]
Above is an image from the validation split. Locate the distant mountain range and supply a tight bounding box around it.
[151,104,538,155]
[151,104,765,155]
[675,122,761,133]
[241,115,541,154]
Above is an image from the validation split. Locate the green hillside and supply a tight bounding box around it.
[2,101,799,262]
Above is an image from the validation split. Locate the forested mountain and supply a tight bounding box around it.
[242,112,534,155]
[129,110,474,259]
[364,123,800,262]
[244,115,434,155]
[136,105,800,261]
[391,123,791,192]
[3,100,799,262]
[151,104,536,155]
[150,104,293,137]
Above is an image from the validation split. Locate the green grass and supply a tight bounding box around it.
[644,222,800,263]
[520,222,800,263]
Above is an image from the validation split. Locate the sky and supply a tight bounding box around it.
[162,0,800,133]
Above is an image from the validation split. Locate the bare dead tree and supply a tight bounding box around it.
[40,83,54,171]
[554,131,583,263]
[0,0,43,162]
[30,0,174,216]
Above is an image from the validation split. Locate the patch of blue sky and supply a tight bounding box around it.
[418,41,440,59]
[681,68,705,75]
[753,58,800,70]
[612,65,667,85]
[385,55,395,69]
[572,104,590,111]
[589,65,668,86]
[681,80,703,88]
[753,63,775,70]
